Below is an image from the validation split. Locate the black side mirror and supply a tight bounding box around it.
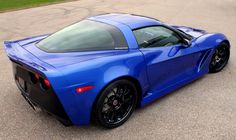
[182,39,191,48]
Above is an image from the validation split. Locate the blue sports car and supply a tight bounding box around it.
[4,13,230,128]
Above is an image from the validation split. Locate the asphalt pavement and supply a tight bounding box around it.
[0,0,235,139]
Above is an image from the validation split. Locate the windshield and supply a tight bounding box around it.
[37,20,127,52]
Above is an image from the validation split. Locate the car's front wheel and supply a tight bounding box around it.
[209,42,230,73]
[93,79,138,128]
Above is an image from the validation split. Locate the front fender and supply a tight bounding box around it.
[193,33,230,74]
[195,33,229,50]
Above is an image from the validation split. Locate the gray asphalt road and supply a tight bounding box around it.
[0,0,236,139]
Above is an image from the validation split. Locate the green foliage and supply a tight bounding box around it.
[0,0,66,12]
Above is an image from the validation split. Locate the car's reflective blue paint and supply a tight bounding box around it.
[89,13,162,29]
[4,13,230,126]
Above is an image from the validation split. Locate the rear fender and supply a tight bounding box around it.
[53,50,149,125]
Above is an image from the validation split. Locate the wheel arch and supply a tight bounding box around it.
[195,33,229,50]
[209,39,230,73]
[221,39,230,47]
[91,75,143,122]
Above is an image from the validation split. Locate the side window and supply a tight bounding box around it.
[133,26,182,48]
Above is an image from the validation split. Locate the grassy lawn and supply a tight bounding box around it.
[0,0,71,12]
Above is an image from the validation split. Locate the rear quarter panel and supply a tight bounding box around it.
[52,50,148,125]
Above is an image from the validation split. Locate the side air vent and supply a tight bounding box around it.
[198,49,212,72]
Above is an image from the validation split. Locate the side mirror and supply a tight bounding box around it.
[182,39,191,48]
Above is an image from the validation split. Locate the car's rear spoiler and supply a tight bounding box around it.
[3,41,54,75]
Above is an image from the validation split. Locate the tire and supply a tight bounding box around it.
[93,79,138,128]
[209,42,230,73]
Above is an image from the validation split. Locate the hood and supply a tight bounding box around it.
[171,25,207,38]
[16,35,123,68]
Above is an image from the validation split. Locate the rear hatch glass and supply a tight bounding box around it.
[36,20,127,53]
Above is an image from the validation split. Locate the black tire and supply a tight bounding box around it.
[209,42,230,73]
[93,79,138,128]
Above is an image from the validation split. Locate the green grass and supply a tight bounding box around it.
[0,0,69,12]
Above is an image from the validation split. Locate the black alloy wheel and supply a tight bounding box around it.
[93,79,138,128]
[209,42,230,73]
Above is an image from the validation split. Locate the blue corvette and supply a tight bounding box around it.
[4,13,230,128]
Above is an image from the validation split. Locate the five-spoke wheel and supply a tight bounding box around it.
[93,79,138,128]
[209,42,230,73]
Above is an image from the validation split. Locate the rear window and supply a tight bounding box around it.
[37,20,127,52]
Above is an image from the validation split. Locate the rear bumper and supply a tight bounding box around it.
[20,91,72,126]
[13,62,72,126]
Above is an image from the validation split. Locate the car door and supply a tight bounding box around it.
[133,26,201,92]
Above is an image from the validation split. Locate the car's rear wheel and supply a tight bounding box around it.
[93,79,138,128]
[209,42,230,73]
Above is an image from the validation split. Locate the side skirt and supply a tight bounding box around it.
[140,72,206,107]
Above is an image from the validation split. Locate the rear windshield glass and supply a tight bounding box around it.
[37,20,127,52]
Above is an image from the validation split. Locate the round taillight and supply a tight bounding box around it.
[40,78,51,90]
[34,73,39,80]
[29,72,39,84]
[43,79,50,87]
